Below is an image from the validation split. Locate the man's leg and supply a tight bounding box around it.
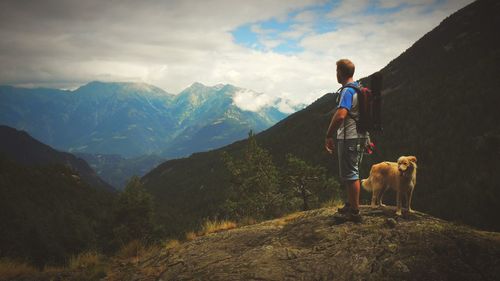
[335,139,364,222]
[337,140,352,213]
[346,179,360,211]
[337,179,361,222]
[338,139,362,213]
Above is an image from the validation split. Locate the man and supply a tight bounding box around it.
[325,59,367,222]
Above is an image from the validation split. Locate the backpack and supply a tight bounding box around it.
[336,72,383,134]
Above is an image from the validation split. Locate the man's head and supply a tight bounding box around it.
[336,59,355,85]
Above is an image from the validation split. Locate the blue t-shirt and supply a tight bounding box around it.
[338,81,358,111]
[336,81,368,139]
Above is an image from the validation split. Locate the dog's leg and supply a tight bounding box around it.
[378,186,387,207]
[396,190,402,216]
[408,187,415,213]
[377,186,387,207]
[371,189,378,207]
[404,190,410,212]
[369,179,380,208]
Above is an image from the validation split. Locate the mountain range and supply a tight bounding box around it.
[0,81,301,159]
[141,0,500,233]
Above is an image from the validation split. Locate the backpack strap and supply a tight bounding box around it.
[341,84,361,92]
[339,84,361,123]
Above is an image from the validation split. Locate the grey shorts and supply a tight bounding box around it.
[337,138,365,181]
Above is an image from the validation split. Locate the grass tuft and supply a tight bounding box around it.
[199,219,237,236]
[116,240,144,260]
[321,198,344,208]
[274,211,304,226]
[185,231,197,241]
[42,265,66,274]
[0,259,38,280]
[69,251,103,271]
[68,251,108,280]
[164,239,181,250]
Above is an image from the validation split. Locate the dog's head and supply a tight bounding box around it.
[397,156,417,177]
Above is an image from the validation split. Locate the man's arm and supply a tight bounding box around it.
[326,108,348,138]
[325,108,348,154]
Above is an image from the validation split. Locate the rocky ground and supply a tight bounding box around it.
[105,206,500,281]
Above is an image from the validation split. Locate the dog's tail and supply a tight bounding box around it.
[361,177,372,191]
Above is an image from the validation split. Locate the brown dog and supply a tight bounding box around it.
[361,156,417,216]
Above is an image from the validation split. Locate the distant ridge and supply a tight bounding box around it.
[0,125,113,191]
[0,126,115,266]
[75,152,164,190]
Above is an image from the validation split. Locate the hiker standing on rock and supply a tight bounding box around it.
[325,59,368,222]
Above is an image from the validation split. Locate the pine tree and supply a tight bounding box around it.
[222,131,282,220]
[282,154,340,211]
[112,176,155,246]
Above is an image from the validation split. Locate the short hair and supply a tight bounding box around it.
[336,59,355,78]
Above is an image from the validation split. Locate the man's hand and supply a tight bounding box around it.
[325,137,335,154]
[325,108,346,155]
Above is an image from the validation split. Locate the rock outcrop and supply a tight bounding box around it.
[107,206,500,281]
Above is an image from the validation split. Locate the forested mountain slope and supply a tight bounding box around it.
[143,0,500,233]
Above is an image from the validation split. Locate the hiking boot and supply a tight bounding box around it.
[332,207,362,224]
[345,209,363,223]
[337,203,351,214]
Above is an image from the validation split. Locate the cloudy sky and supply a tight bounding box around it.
[0,0,473,107]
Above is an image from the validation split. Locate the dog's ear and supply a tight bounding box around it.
[408,156,417,163]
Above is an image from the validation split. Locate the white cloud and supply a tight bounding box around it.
[0,0,475,109]
[275,98,301,114]
[377,0,436,9]
[327,0,371,20]
[261,39,284,49]
[281,23,314,40]
[232,89,275,112]
[232,88,303,114]
[294,10,318,22]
